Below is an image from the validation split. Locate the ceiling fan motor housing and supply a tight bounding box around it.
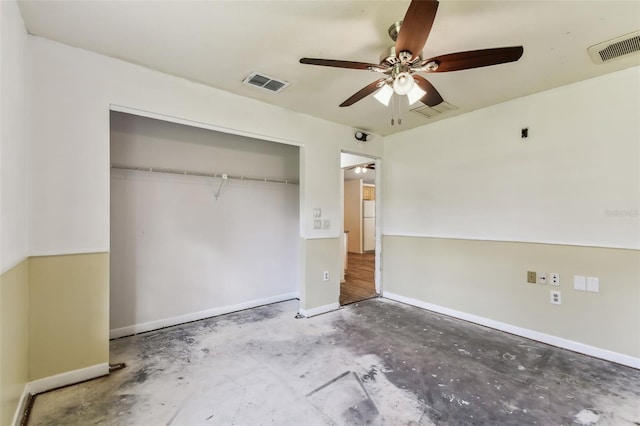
[380,45,401,66]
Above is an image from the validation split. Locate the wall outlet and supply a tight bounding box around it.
[323,271,330,281]
[550,290,561,305]
[527,271,537,284]
[538,273,548,285]
[550,273,560,286]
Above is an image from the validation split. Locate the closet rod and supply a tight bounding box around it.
[111,163,299,185]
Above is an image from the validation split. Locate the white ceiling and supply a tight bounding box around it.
[17,0,640,136]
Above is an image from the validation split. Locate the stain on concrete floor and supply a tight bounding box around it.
[27,299,640,425]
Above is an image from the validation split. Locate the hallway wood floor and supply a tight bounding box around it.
[340,252,376,305]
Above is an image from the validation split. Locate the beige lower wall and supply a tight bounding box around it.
[301,238,340,310]
[383,236,640,359]
[28,252,109,380]
[0,259,29,426]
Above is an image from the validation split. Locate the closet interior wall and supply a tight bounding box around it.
[109,112,300,337]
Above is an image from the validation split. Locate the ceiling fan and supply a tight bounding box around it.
[348,163,375,174]
[299,0,523,117]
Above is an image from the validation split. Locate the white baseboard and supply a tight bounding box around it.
[383,292,640,370]
[299,302,340,318]
[27,363,109,395]
[12,385,31,426]
[110,292,299,339]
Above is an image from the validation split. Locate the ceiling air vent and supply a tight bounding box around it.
[242,72,289,93]
[411,101,457,119]
[588,30,640,64]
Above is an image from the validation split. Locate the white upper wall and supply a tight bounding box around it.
[384,67,640,250]
[27,36,382,255]
[110,111,300,181]
[0,0,28,273]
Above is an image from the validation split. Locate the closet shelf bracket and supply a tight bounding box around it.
[214,174,228,200]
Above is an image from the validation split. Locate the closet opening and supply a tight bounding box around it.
[109,110,300,340]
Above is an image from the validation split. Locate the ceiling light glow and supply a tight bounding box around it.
[393,72,414,95]
[373,84,394,106]
[407,84,426,105]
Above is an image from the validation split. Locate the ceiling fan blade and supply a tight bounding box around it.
[300,58,382,71]
[395,0,439,59]
[340,79,386,107]
[423,46,524,72]
[413,74,444,107]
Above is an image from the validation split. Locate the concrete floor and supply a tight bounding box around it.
[28,298,640,425]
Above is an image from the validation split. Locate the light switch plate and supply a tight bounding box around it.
[574,275,586,291]
[586,276,600,293]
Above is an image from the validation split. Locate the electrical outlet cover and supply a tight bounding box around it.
[550,290,561,304]
[538,273,548,285]
[550,273,560,286]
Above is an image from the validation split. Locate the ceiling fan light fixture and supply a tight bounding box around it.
[373,83,394,106]
[407,84,426,105]
[355,166,362,174]
[393,72,414,95]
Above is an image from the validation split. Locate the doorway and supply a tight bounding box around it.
[340,153,379,305]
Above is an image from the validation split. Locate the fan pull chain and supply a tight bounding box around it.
[391,93,398,125]
[393,95,400,124]
[389,93,403,125]
[390,93,395,125]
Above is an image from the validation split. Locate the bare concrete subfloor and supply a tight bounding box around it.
[28,298,640,425]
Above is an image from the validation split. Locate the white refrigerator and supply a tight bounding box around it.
[363,200,375,252]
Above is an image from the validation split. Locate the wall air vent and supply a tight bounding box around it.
[242,72,290,93]
[588,30,640,64]
[411,101,457,119]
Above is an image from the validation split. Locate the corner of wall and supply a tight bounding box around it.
[0,260,29,426]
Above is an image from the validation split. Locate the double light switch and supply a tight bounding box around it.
[574,275,599,293]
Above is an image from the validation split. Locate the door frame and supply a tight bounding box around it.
[340,151,382,297]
